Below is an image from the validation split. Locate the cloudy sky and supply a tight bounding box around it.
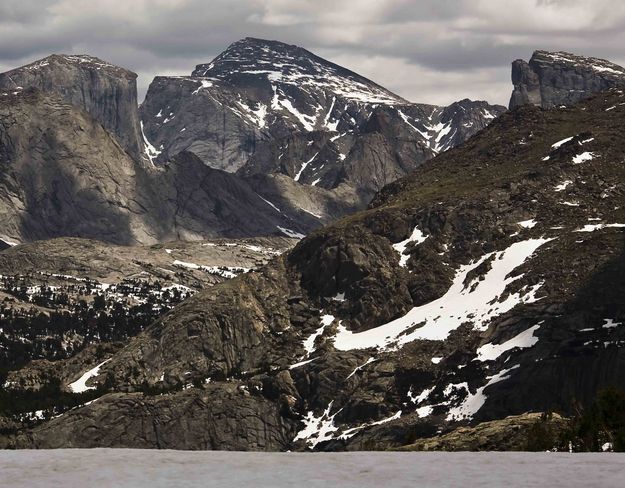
[1,0,624,106]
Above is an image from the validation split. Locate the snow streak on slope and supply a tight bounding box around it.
[445,365,520,421]
[476,324,542,361]
[69,359,111,393]
[392,227,428,267]
[333,238,552,351]
[140,121,161,166]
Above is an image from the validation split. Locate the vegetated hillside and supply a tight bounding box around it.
[5,88,625,451]
[0,236,294,373]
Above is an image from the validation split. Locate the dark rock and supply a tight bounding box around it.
[11,387,297,450]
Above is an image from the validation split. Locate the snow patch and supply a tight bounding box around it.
[294,402,340,448]
[574,223,625,232]
[69,359,111,393]
[517,219,537,229]
[572,152,595,165]
[277,227,305,239]
[476,323,542,361]
[392,227,428,267]
[140,121,161,166]
[302,314,335,356]
[554,180,572,192]
[446,365,519,421]
[192,79,213,95]
[603,318,621,329]
[333,238,552,351]
[551,136,574,149]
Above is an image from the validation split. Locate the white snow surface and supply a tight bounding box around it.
[172,260,248,279]
[277,226,305,239]
[346,357,376,379]
[294,402,340,448]
[68,359,110,393]
[256,194,282,213]
[1,450,623,488]
[446,365,519,421]
[603,319,622,329]
[476,323,542,361]
[140,121,161,166]
[551,136,574,149]
[554,180,573,192]
[572,152,595,164]
[0,237,18,247]
[294,152,319,182]
[575,223,625,232]
[302,314,335,356]
[333,238,551,351]
[392,227,428,267]
[191,79,213,95]
[517,219,537,229]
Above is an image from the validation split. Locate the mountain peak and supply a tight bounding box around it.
[530,50,625,77]
[192,37,407,105]
[0,53,142,158]
[3,53,137,79]
[509,49,625,109]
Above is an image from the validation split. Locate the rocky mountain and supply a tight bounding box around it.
[0,54,143,160]
[0,42,504,246]
[0,87,333,245]
[4,79,625,450]
[141,37,506,203]
[509,50,625,109]
[0,88,151,245]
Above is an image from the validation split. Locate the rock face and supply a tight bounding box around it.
[8,87,625,450]
[141,37,506,205]
[0,88,150,244]
[509,50,625,109]
[0,89,321,245]
[0,54,143,160]
[12,388,297,450]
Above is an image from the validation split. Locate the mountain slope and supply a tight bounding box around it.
[0,54,143,160]
[509,50,625,109]
[9,87,625,450]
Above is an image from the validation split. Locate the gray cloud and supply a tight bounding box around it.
[0,0,624,105]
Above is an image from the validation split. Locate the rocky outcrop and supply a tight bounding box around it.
[11,387,297,450]
[0,88,150,245]
[0,54,143,159]
[509,50,625,109]
[395,413,569,451]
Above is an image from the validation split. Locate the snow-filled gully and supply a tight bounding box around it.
[334,238,552,351]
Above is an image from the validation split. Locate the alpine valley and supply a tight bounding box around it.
[1,40,624,452]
